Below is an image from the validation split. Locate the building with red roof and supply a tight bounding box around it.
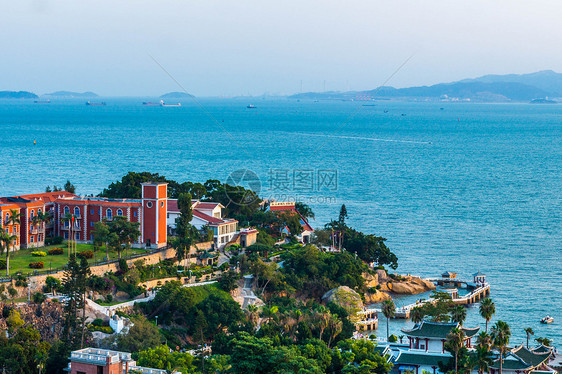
[1,182,168,250]
[268,201,314,243]
[167,199,238,248]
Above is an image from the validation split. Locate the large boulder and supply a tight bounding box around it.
[387,276,436,295]
[322,286,364,317]
[364,290,391,304]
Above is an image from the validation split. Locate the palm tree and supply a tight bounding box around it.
[476,331,492,350]
[0,228,11,276]
[445,327,466,374]
[451,305,467,326]
[6,209,21,237]
[479,298,496,332]
[61,213,74,257]
[410,306,425,324]
[490,320,511,374]
[474,344,494,374]
[382,299,396,341]
[524,327,534,349]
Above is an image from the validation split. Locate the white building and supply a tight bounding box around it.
[167,199,238,248]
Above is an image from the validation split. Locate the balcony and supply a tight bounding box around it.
[73,214,82,219]
[29,228,39,234]
[60,225,70,231]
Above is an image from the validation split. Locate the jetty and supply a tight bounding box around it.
[393,272,491,319]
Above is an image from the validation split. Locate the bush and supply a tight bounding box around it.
[388,334,398,343]
[118,259,129,273]
[92,318,105,327]
[48,247,64,255]
[78,250,94,259]
[105,294,113,303]
[29,262,44,269]
[88,325,114,334]
[0,259,6,270]
[33,292,46,304]
[49,236,64,245]
[31,251,47,257]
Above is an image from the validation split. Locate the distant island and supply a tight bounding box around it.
[160,91,193,99]
[43,91,99,98]
[0,91,38,99]
[290,70,562,103]
[530,98,557,104]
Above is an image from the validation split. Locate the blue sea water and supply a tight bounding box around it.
[0,98,560,346]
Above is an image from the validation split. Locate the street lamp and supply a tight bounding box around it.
[155,316,158,326]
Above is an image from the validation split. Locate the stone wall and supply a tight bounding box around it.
[6,242,213,297]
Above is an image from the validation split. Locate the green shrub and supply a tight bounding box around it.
[92,318,105,327]
[88,325,114,334]
[0,259,6,270]
[388,334,398,343]
[29,262,44,269]
[31,251,47,257]
[118,259,129,273]
[48,247,64,255]
[78,250,94,259]
[105,294,113,303]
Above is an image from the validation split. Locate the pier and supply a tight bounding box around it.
[393,272,491,319]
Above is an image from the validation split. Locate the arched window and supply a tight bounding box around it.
[117,209,123,216]
[38,208,42,214]
[4,213,8,224]
[107,209,113,220]
[64,206,70,215]
[30,210,35,219]
[74,207,80,216]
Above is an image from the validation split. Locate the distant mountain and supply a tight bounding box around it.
[290,70,562,102]
[44,91,98,98]
[0,91,38,99]
[160,92,193,99]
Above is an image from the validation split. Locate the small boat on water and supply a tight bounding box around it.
[86,101,106,106]
[160,100,181,107]
[143,102,161,106]
[247,104,256,109]
[34,99,51,104]
[541,316,554,324]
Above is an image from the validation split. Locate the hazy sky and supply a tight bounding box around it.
[2,0,561,96]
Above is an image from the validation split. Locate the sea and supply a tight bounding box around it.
[0,98,560,346]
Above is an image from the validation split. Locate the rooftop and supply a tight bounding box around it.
[402,321,480,339]
[392,350,453,367]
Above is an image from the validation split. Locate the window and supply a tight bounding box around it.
[64,206,69,215]
[107,209,112,219]
[160,201,164,208]
[38,208,42,214]
[74,207,80,216]
[75,233,80,240]
[64,232,68,239]
[90,209,94,215]
[30,210,34,219]
[4,213,8,224]
[90,222,94,227]
[30,236,34,243]
[146,201,153,208]
[134,210,138,217]
[117,209,123,216]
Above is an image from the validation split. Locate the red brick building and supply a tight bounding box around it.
[66,348,174,374]
[0,182,168,250]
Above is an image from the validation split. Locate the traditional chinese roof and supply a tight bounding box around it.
[473,271,486,276]
[392,350,452,367]
[532,345,553,354]
[491,345,552,371]
[198,251,218,259]
[402,321,479,339]
[441,271,457,278]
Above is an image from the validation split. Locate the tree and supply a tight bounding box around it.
[445,327,466,374]
[410,306,425,324]
[218,271,239,292]
[108,216,141,259]
[535,337,552,347]
[476,331,492,351]
[64,180,76,193]
[381,299,395,341]
[45,276,62,295]
[0,229,17,276]
[524,327,534,349]
[479,298,495,333]
[474,345,494,374]
[136,345,196,374]
[451,305,467,326]
[116,315,163,352]
[0,326,51,374]
[295,202,315,220]
[93,221,111,264]
[174,193,194,265]
[61,255,90,350]
[338,204,348,226]
[490,321,511,374]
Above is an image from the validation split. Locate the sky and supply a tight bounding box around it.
[2,0,562,96]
